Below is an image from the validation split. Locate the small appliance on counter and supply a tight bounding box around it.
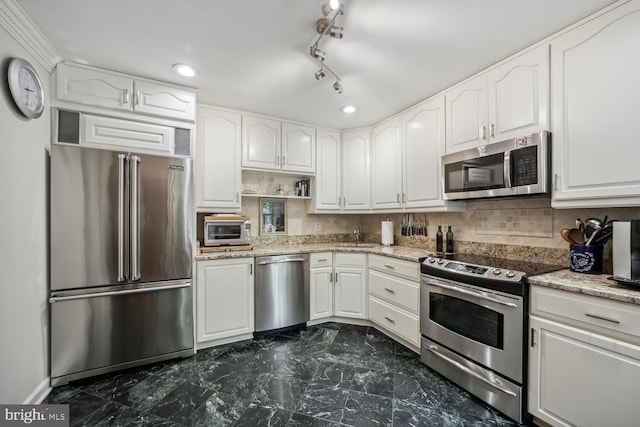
[611,220,640,287]
[203,214,252,247]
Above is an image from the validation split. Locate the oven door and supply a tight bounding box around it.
[420,274,523,383]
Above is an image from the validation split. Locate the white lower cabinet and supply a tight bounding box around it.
[195,258,254,346]
[367,255,419,347]
[528,286,640,426]
[309,252,334,320]
[334,253,368,319]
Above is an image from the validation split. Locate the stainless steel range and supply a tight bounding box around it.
[419,254,561,424]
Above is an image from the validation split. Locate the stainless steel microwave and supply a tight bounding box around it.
[203,216,251,246]
[442,131,550,200]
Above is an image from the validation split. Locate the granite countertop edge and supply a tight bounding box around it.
[528,270,640,306]
[195,243,429,263]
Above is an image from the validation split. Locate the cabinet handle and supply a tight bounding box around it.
[384,264,396,270]
[384,288,395,294]
[554,174,559,192]
[236,192,240,202]
[479,126,487,140]
[585,313,620,324]
[384,316,395,324]
[335,272,338,282]
[318,259,328,262]
[275,155,279,166]
[530,328,536,347]
[134,91,140,105]
[282,155,286,166]
[397,193,400,203]
[122,89,129,105]
[249,264,253,275]
[402,193,406,204]
[489,123,495,138]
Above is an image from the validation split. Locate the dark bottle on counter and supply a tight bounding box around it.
[446,225,454,253]
[436,225,443,253]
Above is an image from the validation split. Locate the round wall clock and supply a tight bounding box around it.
[7,57,45,119]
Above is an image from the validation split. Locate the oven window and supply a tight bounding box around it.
[429,293,504,349]
[208,224,241,239]
[444,152,505,194]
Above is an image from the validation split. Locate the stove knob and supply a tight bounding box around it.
[437,259,444,265]
[506,271,516,278]
[428,257,436,263]
[492,268,502,275]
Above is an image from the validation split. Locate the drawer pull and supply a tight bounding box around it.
[384,316,395,324]
[317,259,328,262]
[384,288,396,294]
[585,313,620,324]
[384,264,396,270]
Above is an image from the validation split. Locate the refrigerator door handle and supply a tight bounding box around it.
[130,155,141,281]
[50,282,190,303]
[117,154,127,282]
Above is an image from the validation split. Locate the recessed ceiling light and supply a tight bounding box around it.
[341,105,356,114]
[172,63,198,77]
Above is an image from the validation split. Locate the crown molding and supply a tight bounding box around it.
[0,0,61,72]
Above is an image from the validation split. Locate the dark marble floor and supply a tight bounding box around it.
[45,323,522,426]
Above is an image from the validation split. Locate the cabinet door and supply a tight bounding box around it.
[551,1,640,207]
[371,119,402,209]
[341,129,370,210]
[282,122,315,174]
[445,74,488,153]
[83,114,173,154]
[56,63,133,111]
[196,259,254,343]
[402,96,446,208]
[315,129,341,210]
[334,267,367,319]
[488,45,549,142]
[529,315,640,427]
[196,106,242,210]
[134,80,196,121]
[310,267,333,320]
[242,115,281,170]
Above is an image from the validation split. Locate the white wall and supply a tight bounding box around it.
[0,28,51,403]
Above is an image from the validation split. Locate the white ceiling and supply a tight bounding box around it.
[18,0,617,129]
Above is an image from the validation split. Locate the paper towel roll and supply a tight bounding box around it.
[381,220,394,246]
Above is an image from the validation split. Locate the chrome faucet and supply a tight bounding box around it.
[353,226,361,244]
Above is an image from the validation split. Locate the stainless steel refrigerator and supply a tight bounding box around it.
[49,143,194,386]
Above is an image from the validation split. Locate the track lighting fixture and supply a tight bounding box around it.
[309,1,345,94]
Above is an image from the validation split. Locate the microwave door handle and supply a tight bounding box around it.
[504,150,512,189]
[130,155,141,281]
[117,154,126,282]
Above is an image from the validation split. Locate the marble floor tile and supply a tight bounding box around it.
[48,322,522,426]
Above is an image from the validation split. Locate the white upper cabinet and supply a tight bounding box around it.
[402,96,448,209]
[314,129,342,210]
[241,115,315,174]
[341,129,371,210]
[196,106,242,211]
[551,0,640,208]
[55,62,196,121]
[445,45,549,153]
[371,118,403,209]
[281,122,315,174]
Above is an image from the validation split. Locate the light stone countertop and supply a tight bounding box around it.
[528,269,640,305]
[195,243,430,263]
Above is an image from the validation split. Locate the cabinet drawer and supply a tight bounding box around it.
[311,252,332,268]
[334,252,366,268]
[369,295,419,346]
[369,270,419,313]
[369,254,419,281]
[531,285,640,340]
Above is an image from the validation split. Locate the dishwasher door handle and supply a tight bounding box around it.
[257,258,307,265]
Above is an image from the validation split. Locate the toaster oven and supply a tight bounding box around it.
[203,215,251,246]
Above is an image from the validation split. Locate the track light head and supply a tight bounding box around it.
[333,81,343,94]
[329,25,344,39]
[310,47,326,61]
[315,68,326,80]
[321,0,340,16]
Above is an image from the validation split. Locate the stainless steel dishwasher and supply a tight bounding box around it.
[254,253,310,334]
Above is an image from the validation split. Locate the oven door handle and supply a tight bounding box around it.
[423,344,517,397]
[423,278,518,308]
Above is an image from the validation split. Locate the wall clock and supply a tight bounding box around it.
[7,57,45,119]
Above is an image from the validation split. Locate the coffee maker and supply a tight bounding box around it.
[612,220,640,283]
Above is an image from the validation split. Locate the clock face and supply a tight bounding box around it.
[7,58,45,119]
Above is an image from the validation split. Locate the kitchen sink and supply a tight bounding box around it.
[336,243,376,248]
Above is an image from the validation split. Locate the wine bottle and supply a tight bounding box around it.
[436,225,443,253]
[446,225,454,253]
